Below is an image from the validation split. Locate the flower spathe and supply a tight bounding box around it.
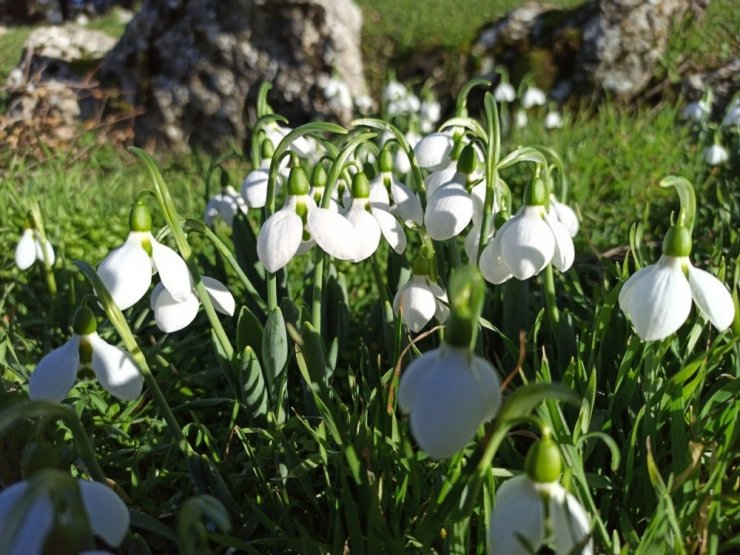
[15,228,55,270]
[398,345,501,459]
[618,255,734,341]
[393,275,449,332]
[488,476,592,555]
[150,276,235,333]
[0,478,129,555]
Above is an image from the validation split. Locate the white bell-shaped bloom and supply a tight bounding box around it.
[29,332,142,402]
[682,100,710,122]
[370,173,424,227]
[424,160,459,198]
[241,165,270,208]
[354,94,374,115]
[424,179,475,241]
[205,186,247,226]
[383,80,408,104]
[414,132,456,171]
[420,100,441,133]
[98,231,192,311]
[515,109,528,128]
[479,206,574,284]
[521,86,547,109]
[549,195,579,237]
[398,344,501,459]
[150,276,235,333]
[257,194,317,273]
[0,478,129,555]
[544,110,563,129]
[393,275,449,332]
[306,207,358,260]
[704,144,729,165]
[493,82,516,103]
[323,76,353,111]
[15,228,55,270]
[618,255,734,341]
[488,476,592,555]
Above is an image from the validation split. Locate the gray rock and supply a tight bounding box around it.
[99,0,367,151]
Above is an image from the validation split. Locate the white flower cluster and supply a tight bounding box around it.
[680,92,738,166]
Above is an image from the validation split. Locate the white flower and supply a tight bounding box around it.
[354,94,374,115]
[514,109,528,128]
[15,228,55,270]
[424,177,475,241]
[721,98,740,126]
[383,81,408,104]
[521,87,547,109]
[29,330,142,402]
[398,344,501,459]
[0,478,129,555]
[98,231,192,311]
[150,276,235,333]
[618,255,734,341]
[393,275,449,332]
[479,206,574,284]
[488,475,592,555]
[493,82,516,103]
[241,164,270,208]
[704,144,729,165]
[264,122,314,158]
[324,76,353,111]
[205,186,247,226]
[682,100,710,122]
[414,131,455,171]
[420,99,442,133]
[545,110,563,129]
[549,195,579,237]
[370,172,424,227]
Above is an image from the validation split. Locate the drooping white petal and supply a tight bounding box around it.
[372,207,407,254]
[369,177,391,210]
[257,204,304,273]
[397,349,436,415]
[204,197,221,226]
[687,265,735,331]
[150,282,200,333]
[621,256,692,341]
[34,237,55,266]
[15,229,37,270]
[307,207,359,261]
[202,276,236,316]
[550,196,579,237]
[424,162,457,199]
[88,333,143,400]
[545,111,563,129]
[414,132,455,171]
[390,180,424,226]
[393,277,438,332]
[394,147,411,175]
[150,240,192,303]
[499,206,555,280]
[97,233,153,311]
[479,233,514,284]
[78,480,130,546]
[493,82,516,103]
[470,181,488,228]
[29,336,81,402]
[545,214,575,272]
[241,168,270,208]
[424,183,474,241]
[546,483,593,555]
[0,481,54,555]
[488,476,545,555]
[346,202,382,262]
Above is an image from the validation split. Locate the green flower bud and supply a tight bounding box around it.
[261,138,275,160]
[525,432,562,484]
[662,225,692,257]
[72,306,97,335]
[311,163,328,189]
[351,172,371,199]
[128,200,152,232]
[412,255,430,276]
[379,149,394,173]
[445,266,485,348]
[494,210,510,230]
[524,178,548,207]
[287,166,310,196]
[22,441,61,477]
[450,137,465,161]
[457,145,477,175]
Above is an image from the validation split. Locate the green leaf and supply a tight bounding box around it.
[237,347,268,420]
[262,307,288,388]
[236,306,264,354]
[497,383,580,425]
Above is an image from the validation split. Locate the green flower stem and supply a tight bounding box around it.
[543,264,560,326]
[29,201,57,297]
[75,261,196,460]
[371,253,391,310]
[659,176,696,232]
[311,251,325,333]
[477,92,501,261]
[0,401,106,483]
[454,78,490,117]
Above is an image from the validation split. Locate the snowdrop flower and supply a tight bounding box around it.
[393,256,448,332]
[354,94,374,115]
[544,110,563,129]
[493,81,516,103]
[383,80,408,104]
[704,143,729,165]
[0,472,129,555]
[98,200,191,311]
[618,224,734,341]
[521,86,547,109]
[29,305,142,402]
[721,97,740,127]
[241,139,291,208]
[549,194,579,237]
[205,185,247,226]
[681,100,710,123]
[15,227,55,270]
[150,276,235,333]
[371,148,424,226]
[420,99,442,133]
[489,433,592,555]
[414,131,456,171]
[324,76,353,111]
[514,109,528,128]
[393,131,421,175]
[479,177,574,284]
[264,121,314,158]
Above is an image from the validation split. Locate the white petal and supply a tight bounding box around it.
[257,203,304,273]
[550,196,579,237]
[151,240,192,302]
[150,282,200,333]
[15,229,37,270]
[372,208,407,254]
[424,183,474,241]
[307,207,359,261]
[346,204,382,261]
[688,265,735,331]
[488,476,545,555]
[390,180,424,226]
[369,177,391,210]
[499,207,555,280]
[0,481,54,555]
[78,480,130,546]
[202,276,236,316]
[397,349,437,415]
[479,234,514,284]
[241,169,270,208]
[35,237,55,266]
[393,277,437,332]
[394,148,411,175]
[545,215,575,272]
[29,336,80,402]
[414,132,454,170]
[470,181,488,228]
[622,256,692,341]
[546,484,593,555]
[89,333,143,400]
[97,233,153,311]
[204,201,220,226]
[424,162,457,199]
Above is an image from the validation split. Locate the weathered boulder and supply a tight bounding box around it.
[473,0,707,102]
[99,0,367,151]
